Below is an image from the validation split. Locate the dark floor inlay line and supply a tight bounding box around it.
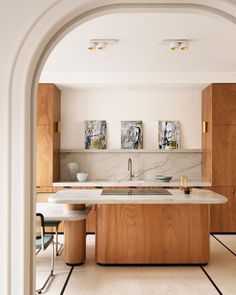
[60,266,74,295]
[211,234,236,256]
[200,266,224,295]
[200,266,223,295]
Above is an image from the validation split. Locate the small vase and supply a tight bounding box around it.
[67,162,79,181]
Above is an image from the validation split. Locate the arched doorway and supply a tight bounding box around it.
[3,2,236,294]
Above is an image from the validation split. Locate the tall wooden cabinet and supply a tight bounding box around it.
[202,83,236,232]
[36,83,61,189]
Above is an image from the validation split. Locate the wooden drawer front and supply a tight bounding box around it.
[210,187,236,232]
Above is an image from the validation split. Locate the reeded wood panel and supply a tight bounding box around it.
[210,187,236,232]
[212,126,236,186]
[202,85,212,182]
[96,204,210,264]
[212,83,236,126]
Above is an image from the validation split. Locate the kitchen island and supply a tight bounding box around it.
[49,189,227,265]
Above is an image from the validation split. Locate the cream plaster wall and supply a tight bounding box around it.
[61,89,201,149]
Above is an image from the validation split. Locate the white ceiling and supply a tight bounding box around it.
[40,12,236,90]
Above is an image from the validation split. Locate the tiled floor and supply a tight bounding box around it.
[36,234,236,295]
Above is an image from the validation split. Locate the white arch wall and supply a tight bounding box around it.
[0,1,236,295]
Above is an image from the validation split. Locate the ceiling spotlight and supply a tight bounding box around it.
[88,41,96,51]
[180,41,189,51]
[169,42,180,51]
[97,42,107,50]
[88,39,118,51]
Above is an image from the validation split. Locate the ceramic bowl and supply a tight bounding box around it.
[76,172,88,182]
[155,175,173,182]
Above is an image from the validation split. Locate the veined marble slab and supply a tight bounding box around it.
[49,189,227,205]
[36,203,92,221]
[60,151,201,181]
[53,180,211,187]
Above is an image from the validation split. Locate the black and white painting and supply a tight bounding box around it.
[158,121,180,149]
[85,120,107,149]
[121,121,143,149]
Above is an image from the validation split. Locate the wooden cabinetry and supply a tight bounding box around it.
[36,83,61,188]
[202,83,236,232]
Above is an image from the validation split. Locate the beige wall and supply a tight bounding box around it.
[61,89,201,149]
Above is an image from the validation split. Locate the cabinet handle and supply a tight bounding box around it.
[202,121,208,133]
[53,121,61,133]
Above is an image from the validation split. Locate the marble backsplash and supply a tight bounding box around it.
[60,151,202,181]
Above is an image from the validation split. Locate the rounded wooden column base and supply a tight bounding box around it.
[66,261,84,267]
[64,219,86,265]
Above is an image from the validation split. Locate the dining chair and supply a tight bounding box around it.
[44,220,63,256]
[36,213,54,294]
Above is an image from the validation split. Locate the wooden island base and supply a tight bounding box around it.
[64,204,86,266]
[96,204,210,265]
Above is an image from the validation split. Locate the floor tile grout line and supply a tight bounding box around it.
[200,266,223,295]
[60,266,74,295]
[211,234,236,256]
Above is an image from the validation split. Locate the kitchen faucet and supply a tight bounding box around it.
[128,158,134,181]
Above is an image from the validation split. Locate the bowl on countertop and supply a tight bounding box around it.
[155,175,173,182]
[76,172,88,182]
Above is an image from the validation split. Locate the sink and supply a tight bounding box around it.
[118,180,145,185]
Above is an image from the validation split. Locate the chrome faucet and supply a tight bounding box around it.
[128,158,134,181]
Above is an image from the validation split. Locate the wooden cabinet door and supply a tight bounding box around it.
[210,187,236,232]
[212,126,236,186]
[202,86,212,182]
[37,84,54,125]
[212,83,236,126]
[36,125,53,186]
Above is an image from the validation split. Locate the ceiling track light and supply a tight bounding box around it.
[162,39,190,52]
[88,39,118,51]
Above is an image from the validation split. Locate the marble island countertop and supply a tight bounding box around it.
[36,203,92,221]
[49,189,227,205]
[53,180,211,188]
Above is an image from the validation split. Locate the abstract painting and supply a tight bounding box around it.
[121,121,143,149]
[158,121,180,149]
[85,120,107,149]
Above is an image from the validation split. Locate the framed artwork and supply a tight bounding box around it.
[85,120,107,149]
[121,120,143,149]
[158,121,180,149]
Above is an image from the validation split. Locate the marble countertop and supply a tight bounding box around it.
[53,180,211,187]
[48,189,227,205]
[36,203,92,221]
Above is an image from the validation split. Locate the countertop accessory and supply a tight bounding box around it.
[180,175,188,190]
[67,162,79,181]
[76,172,88,182]
[155,175,173,182]
[184,187,191,194]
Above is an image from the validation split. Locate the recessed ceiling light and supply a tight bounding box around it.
[88,39,118,51]
[162,39,190,52]
[97,42,107,50]
[180,41,189,51]
[88,41,97,51]
[169,42,180,51]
